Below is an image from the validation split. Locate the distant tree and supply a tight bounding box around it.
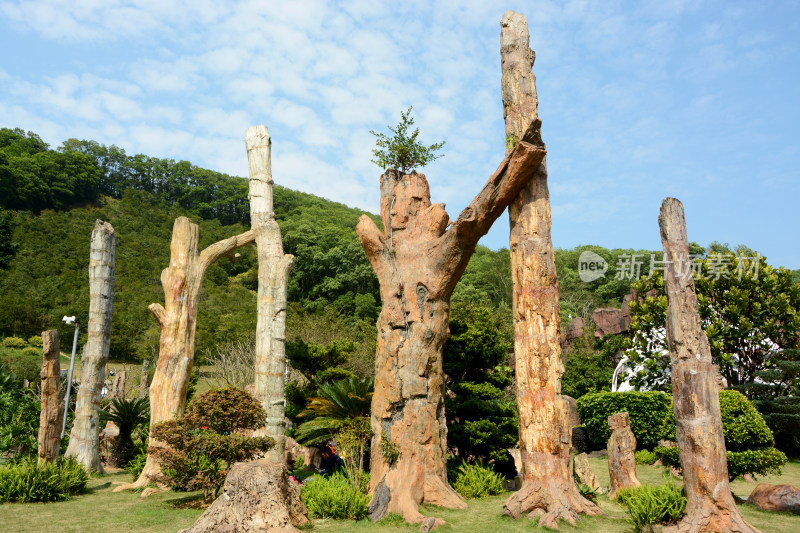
[626,248,800,390]
[0,208,17,269]
[370,106,445,174]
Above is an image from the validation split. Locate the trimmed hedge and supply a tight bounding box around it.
[576,391,672,449]
[654,446,786,482]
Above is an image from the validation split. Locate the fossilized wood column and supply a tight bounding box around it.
[246,125,295,463]
[116,216,255,492]
[500,11,600,527]
[607,412,640,499]
[38,330,62,464]
[110,371,128,400]
[357,122,545,526]
[659,198,759,533]
[65,220,115,472]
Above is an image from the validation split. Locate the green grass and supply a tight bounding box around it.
[2,458,799,532]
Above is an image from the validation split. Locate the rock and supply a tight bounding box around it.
[182,460,308,532]
[592,308,630,338]
[420,517,438,532]
[747,483,800,514]
[571,426,591,454]
[562,317,585,347]
[284,437,303,469]
[368,481,391,522]
[742,474,756,484]
[562,395,581,429]
[141,486,167,498]
[573,453,601,491]
[607,412,640,499]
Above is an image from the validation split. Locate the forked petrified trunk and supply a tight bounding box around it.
[115,216,255,491]
[659,198,759,533]
[38,330,62,464]
[607,412,640,499]
[500,11,600,527]
[357,122,546,526]
[65,220,115,472]
[246,125,294,462]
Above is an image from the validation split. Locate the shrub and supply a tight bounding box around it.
[125,448,148,480]
[21,347,38,357]
[616,478,686,532]
[300,472,370,520]
[718,390,774,450]
[100,397,149,467]
[0,390,39,460]
[452,461,505,499]
[150,387,273,501]
[26,336,43,347]
[2,337,26,349]
[636,449,657,465]
[655,446,786,481]
[576,391,672,449]
[0,457,88,503]
[4,355,41,384]
[653,446,680,469]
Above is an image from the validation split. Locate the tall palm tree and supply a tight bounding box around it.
[100,397,149,467]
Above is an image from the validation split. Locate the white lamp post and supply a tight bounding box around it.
[60,316,79,441]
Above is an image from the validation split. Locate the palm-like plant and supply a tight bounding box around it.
[100,397,149,468]
[295,377,373,446]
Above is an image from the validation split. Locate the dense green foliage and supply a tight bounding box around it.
[635,449,657,465]
[616,478,686,531]
[0,457,88,503]
[576,391,673,449]
[150,388,273,501]
[295,377,373,446]
[443,304,517,477]
[655,390,787,480]
[561,330,622,399]
[0,388,39,461]
[451,461,505,499]
[626,248,800,391]
[300,471,370,520]
[369,107,445,175]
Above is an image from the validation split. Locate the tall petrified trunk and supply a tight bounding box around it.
[139,360,150,399]
[357,122,546,526]
[116,216,255,491]
[38,330,62,464]
[659,198,759,533]
[246,125,294,462]
[500,11,600,527]
[65,220,115,472]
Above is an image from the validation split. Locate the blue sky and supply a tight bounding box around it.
[1,0,798,268]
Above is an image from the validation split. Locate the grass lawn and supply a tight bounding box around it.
[2,458,799,533]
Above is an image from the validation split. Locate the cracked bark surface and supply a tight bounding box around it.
[66,220,115,472]
[500,11,600,528]
[357,121,545,527]
[659,198,759,533]
[607,412,641,500]
[38,329,62,464]
[115,217,255,492]
[246,125,295,463]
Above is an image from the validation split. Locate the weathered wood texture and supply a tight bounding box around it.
[110,370,128,401]
[659,198,759,533]
[181,460,308,533]
[246,125,295,463]
[116,216,255,491]
[607,412,641,499]
[500,11,600,527]
[38,330,62,464]
[65,220,115,472]
[357,122,545,526]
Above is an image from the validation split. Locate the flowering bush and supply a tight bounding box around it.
[150,387,273,502]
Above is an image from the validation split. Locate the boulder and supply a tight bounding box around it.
[562,317,585,347]
[593,308,630,338]
[747,483,800,514]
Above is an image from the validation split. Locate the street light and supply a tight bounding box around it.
[60,316,79,444]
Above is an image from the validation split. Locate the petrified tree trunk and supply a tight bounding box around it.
[181,460,308,533]
[65,220,115,472]
[357,121,546,526]
[500,11,600,527]
[38,330,62,464]
[110,370,127,401]
[659,198,759,533]
[139,360,150,399]
[116,216,255,491]
[607,412,640,499]
[246,125,294,462]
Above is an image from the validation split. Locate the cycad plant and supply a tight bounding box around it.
[100,397,149,468]
[295,377,373,446]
